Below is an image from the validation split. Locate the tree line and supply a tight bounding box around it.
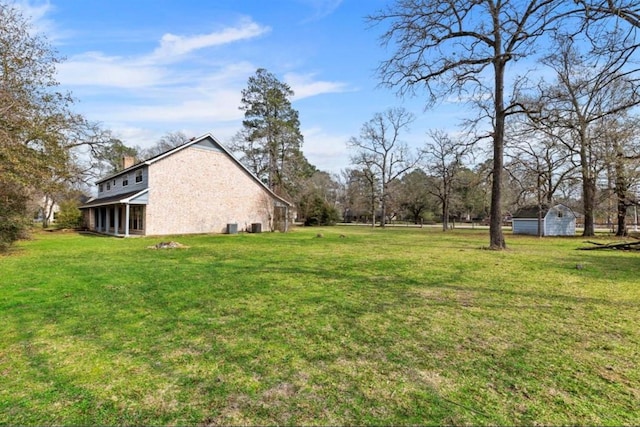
[3,1,640,251]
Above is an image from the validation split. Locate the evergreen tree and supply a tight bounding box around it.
[232,68,313,198]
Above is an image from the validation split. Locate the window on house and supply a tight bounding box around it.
[135,170,143,183]
[122,175,128,186]
[106,182,111,190]
[113,179,116,186]
[557,211,564,218]
[99,184,103,192]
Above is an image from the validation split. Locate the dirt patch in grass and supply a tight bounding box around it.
[147,241,189,249]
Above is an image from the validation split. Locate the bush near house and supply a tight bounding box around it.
[54,199,83,229]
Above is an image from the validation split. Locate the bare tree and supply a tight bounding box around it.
[348,107,419,227]
[524,35,640,236]
[598,115,640,235]
[505,118,578,236]
[369,0,571,248]
[422,130,470,231]
[139,131,190,159]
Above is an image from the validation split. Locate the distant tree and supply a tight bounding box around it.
[422,130,470,231]
[301,194,341,226]
[369,0,568,248]
[232,68,312,198]
[139,131,189,159]
[455,165,492,222]
[348,107,419,227]
[297,171,341,223]
[598,115,640,236]
[93,138,139,175]
[395,169,433,224]
[338,168,378,224]
[524,35,640,236]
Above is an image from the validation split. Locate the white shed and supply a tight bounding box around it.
[512,204,577,236]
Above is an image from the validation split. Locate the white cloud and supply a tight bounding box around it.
[285,72,349,99]
[57,52,168,88]
[57,17,269,89]
[14,0,74,41]
[149,18,270,62]
[106,91,244,123]
[298,0,343,22]
[14,0,52,29]
[302,126,350,173]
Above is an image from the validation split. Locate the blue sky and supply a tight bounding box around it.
[18,0,467,173]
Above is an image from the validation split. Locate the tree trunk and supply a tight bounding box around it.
[582,175,596,236]
[616,200,628,237]
[442,198,449,232]
[615,148,628,237]
[489,59,506,249]
[371,193,376,228]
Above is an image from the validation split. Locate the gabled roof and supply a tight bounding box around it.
[512,203,576,219]
[95,133,291,207]
[512,205,550,219]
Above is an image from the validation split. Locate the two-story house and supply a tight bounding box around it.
[80,133,291,237]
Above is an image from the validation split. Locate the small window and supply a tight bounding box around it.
[135,170,143,183]
[122,174,128,186]
[99,184,103,192]
[106,182,111,190]
[557,211,564,218]
[113,179,116,186]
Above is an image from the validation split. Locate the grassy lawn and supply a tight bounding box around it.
[1,226,639,425]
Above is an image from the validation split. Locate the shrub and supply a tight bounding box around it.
[55,199,82,229]
[0,185,30,252]
[303,195,340,226]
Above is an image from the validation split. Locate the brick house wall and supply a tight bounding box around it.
[145,142,276,235]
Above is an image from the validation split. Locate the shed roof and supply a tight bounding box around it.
[512,204,576,219]
[512,205,550,219]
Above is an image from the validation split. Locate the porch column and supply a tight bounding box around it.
[105,208,110,233]
[114,206,120,236]
[125,204,130,237]
[97,208,102,232]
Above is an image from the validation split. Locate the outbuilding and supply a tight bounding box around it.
[512,204,577,236]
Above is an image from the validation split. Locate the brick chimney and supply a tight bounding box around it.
[122,156,136,169]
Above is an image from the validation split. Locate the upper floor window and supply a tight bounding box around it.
[99,184,104,193]
[106,182,111,190]
[122,174,129,186]
[135,170,143,183]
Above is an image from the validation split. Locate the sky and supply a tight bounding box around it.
[16,0,469,174]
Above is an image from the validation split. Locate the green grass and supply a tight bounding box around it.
[1,226,639,425]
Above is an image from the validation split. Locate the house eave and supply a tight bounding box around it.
[80,189,149,208]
